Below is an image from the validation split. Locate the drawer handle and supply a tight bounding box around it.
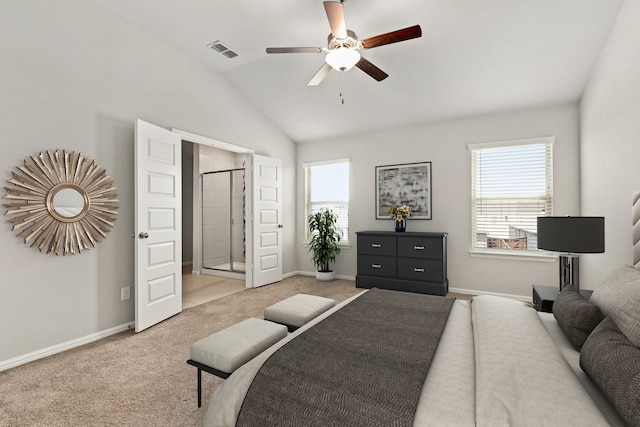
[371,243,381,248]
[414,268,425,273]
[372,264,382,268]
[414,245,425,250]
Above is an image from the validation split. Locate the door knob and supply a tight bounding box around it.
[278,224,283,228]
[139,232,149,239]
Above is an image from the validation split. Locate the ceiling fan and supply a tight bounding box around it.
[266,1,422,86]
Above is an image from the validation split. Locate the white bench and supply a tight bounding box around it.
[264,294,336,332]
[186,318,287,407]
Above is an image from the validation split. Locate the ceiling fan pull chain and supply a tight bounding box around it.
[339,91,345,104]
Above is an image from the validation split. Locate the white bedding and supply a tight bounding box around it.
[473,296,608,426]
[413,299,475,426]
[204,293,618,427]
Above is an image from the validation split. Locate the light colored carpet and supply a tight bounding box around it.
[0,276,469,426]
[0,276,362,427]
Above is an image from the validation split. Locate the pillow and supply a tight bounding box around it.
[580,317,640,427]
[553,285,604,350]
[590,266,640,347]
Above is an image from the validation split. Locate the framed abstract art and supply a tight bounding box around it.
[375,161,432,220]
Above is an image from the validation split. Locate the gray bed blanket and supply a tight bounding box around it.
[236,288,454,427]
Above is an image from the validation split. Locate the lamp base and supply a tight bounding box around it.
[559,254,579,292]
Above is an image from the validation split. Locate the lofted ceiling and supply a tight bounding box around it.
[95,0,623,143]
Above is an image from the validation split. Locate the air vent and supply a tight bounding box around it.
[207,40,238,59]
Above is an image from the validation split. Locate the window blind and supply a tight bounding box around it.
[469,137,554,251]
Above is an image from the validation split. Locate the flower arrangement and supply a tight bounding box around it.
[388,204,411,221]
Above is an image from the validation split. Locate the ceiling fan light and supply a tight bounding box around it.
[325,48,361,72]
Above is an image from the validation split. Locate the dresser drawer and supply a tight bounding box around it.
[397,258,443,282]
[356,231,448,296]
[357,235,396,256]
[397,237,443,259]
[357,255,397,278]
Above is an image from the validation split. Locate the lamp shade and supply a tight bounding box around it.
[325,48,361,71]
[537,216,605,253]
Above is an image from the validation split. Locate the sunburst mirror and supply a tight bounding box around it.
[3,149,118,255]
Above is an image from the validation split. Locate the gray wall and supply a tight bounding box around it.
[297,104,580,298]
[2,0,637,367]
[580,0,640,288]
[0,1,296,363]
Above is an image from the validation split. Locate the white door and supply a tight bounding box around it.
[134,119,182,332]
[251,154,283,287]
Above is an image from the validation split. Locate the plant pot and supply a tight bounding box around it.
[316,271,335,282]
[395,219,406,232]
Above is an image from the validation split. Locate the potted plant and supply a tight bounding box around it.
[307,208,342,281]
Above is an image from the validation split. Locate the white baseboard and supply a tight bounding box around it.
[292,270,356,281]
[201,268,245,281]
[286,271,533,302]
[282,270,299,279]
[293,270,314,277]
[0,321,134,372]
[291,271,531,302]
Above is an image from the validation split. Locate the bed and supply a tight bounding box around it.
[204,195,640,427]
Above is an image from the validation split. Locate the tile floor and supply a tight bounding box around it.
[182,265,246,309]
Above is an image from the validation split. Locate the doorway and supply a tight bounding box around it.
[181,142,248,308]
[201,168,246,274]
[135,121,283,330]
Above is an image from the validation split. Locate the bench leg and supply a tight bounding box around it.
[197,367,202,408]
[187,359,231,408]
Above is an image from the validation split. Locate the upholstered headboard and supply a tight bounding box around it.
[633,192,640,268]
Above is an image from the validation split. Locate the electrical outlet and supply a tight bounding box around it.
[121,286,131,301]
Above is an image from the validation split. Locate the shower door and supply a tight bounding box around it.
[201,169,245,273]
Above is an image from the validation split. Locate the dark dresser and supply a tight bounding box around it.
[355,231,448,296]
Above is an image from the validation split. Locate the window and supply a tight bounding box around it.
[304,159,349,242]
[469,137,554,251]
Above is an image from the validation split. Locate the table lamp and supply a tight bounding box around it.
[537,216,605,291]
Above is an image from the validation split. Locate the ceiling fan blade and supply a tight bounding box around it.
[266,47,324,54]
[308,63,332,86]
[361,25,422,49]
[324,1,347,39]
[355,57,389,82]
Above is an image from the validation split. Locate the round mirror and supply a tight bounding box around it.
[4,149,118,255]
[50,186,87,219]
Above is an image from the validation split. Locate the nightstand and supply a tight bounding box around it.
[532,285,594,313]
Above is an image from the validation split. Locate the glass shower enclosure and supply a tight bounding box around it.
[201,168,245,274]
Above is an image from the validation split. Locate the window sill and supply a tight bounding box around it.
[469,249,556,262]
